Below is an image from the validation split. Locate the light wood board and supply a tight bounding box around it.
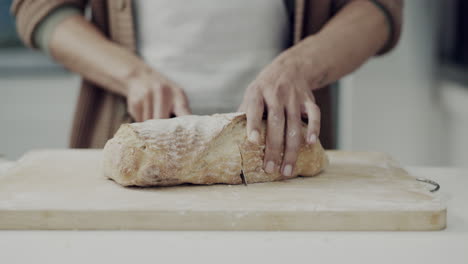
[0,149,446,230]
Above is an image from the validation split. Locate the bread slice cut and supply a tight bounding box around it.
[103,113,328,187]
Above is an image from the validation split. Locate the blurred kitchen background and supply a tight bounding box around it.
[0,0,467,167]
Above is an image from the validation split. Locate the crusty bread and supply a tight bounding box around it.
[103,112,328,187]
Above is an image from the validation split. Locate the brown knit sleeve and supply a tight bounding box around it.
[11,0,87,49]
[332,0,404,55]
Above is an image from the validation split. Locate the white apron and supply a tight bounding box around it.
[135,0,290,114]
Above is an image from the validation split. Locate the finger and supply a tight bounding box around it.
[263,103,285,174]
[281,102,302,178]
[300,91,315,123]
[153,85,172,119]
[238,87,254,112]
[246,94,264,144]
[128,99,143,122]
[304,100,321,144]
[173,90,192,116]
[142,94,153,121]
[173,102,192,116]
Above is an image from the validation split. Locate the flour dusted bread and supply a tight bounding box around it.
[103,112,328,187]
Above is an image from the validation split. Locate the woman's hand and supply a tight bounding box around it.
[238,46,328,178]
[237,0,399,178]
[126,67,192,122]
[45,15,192,122]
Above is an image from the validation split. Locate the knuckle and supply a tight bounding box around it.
[153,83,162,93]
[272,84,288,98]
[127,97,136,107]
[127,97,140,108]
[266,97,283,108]
[249,83,261,92]
[245,83,257,93]
[127,102,136,111]
[286,107,301,119]
[309,103,321,114]
[286,127,301,140]
[303,101,314,112]
[157,84,171,96]
[268,108,285,123]
[142,87,152,97]
[247,105,263,118]
[249,94,263,105]
[278,83,289,92]
[133,87,151,100]
[153,82,163,90]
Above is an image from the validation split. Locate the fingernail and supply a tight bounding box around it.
[282,164,293,177]
[308,134,317,144]
[248,130,260,144]
[265,161,275,174]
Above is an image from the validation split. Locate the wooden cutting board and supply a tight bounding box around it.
[0,149,446,230]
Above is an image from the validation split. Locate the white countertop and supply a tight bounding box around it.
[1,166,467,264]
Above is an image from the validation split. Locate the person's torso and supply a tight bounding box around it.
[135,0,290,114]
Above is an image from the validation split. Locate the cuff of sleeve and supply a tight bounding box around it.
[34,6,81,54]
[369,0,401,55]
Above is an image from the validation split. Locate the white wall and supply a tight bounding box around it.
[0,74,79,159]
[338,0,454,166]
[440,81,468,167]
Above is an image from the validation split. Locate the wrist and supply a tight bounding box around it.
[283,36,333,89]
[111,51,151,96]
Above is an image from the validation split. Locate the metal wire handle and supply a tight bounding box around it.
[416,178,440,192]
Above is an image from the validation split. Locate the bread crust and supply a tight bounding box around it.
[103,113,328,187]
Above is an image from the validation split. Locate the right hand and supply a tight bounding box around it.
[126,67,192,122]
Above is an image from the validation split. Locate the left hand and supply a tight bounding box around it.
[238,47,327,178]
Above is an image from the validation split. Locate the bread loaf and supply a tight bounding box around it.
[103,112,328,187]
